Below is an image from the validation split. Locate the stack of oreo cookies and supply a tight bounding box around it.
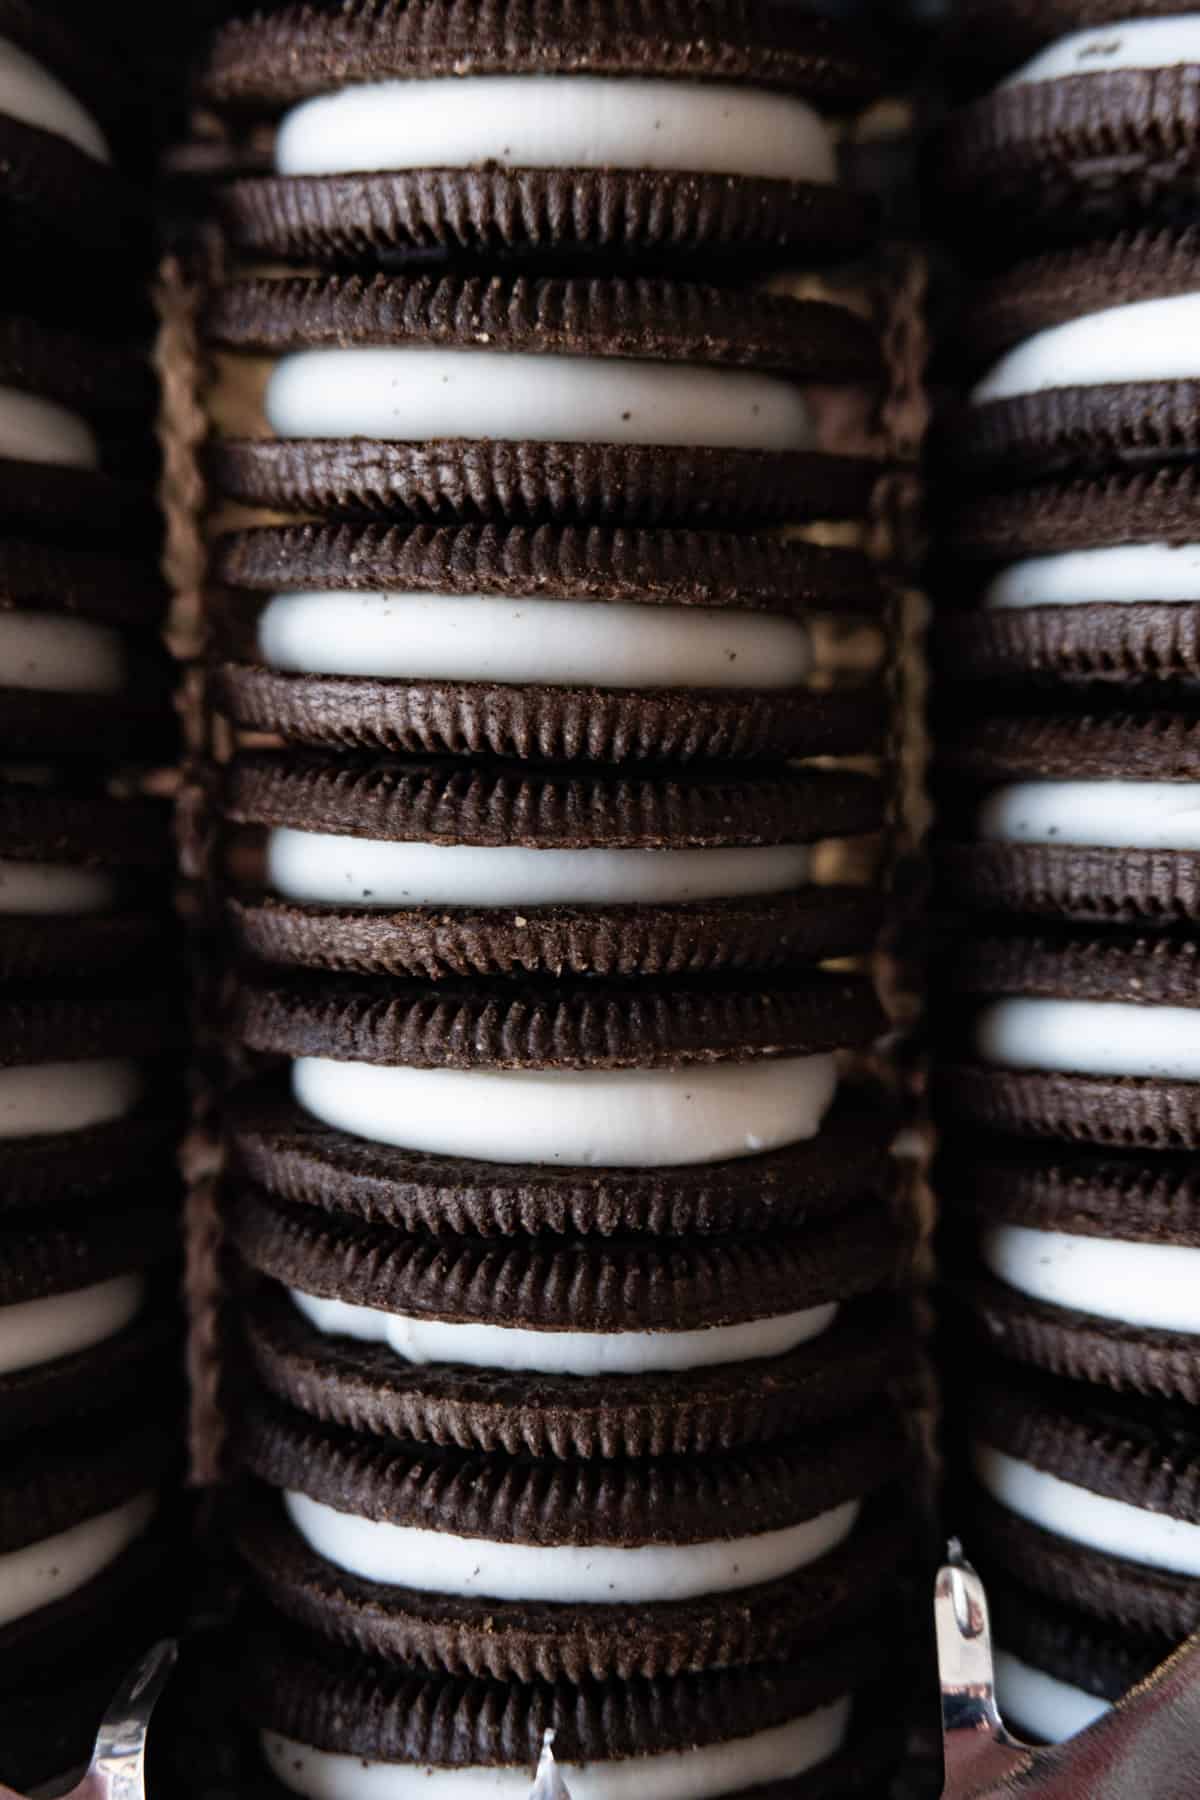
[190,4,915,1795]
[0,4,183,1790]
[938,0,1200,1749]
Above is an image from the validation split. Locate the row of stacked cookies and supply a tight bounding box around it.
[936,0,1200,1748]
[184,4,919,1794]
[0,3,183,1788]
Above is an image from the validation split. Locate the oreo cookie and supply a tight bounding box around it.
[197,1,881,266]
[0,776,173,977]
[971,1369,1200,1641]
[242,1608,900,1800]
[225,751,884,978]
[204,273,881,528]
[947,1137,1200,1401]
[943,12,1200,242]
[937,928,1200,1149]
[231,1180,903,1457]
[215,520,886,764]
[951,233,1200,482]
[0,1196,178,1437]
[235,1395,905,1681]
[942,464,1200,687]
[991,1579,1170,1746]
[938,712,1200,924]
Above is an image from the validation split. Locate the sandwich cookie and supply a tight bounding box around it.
[939,712,1200,923]
[236,1396,905,1681]
[227,1078,897,1240]
[971,1370,1200,1640]
[0,314,158,546]
[0,1197,177,1437]
[224,752,885,979]
[231,1183,903,1457]
[215,521,887,764]
[953,232,1200,482]
[0,773,172,977]
[943,465,1200,686]
[232,965,886,1171]
[198,0,882,266]
[204,273,882,528]
[947,1138,1200,1400]
[943,8,1200,239]
[944,1,1198,91]
[0,982,183,1213]
[990,1580,1170,1746]
[938,928,1200,1148]
[244,1611,900,1800]
[0,0,140,261]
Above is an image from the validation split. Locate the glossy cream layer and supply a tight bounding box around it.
[267,829,812,909]
[974,999,1200,1080]
[257,590,813,689]
[0,858,116,914]
[0,1274,143,1375]
[1004,18,1200,87]
[0,34,108,160]
[293,1052,838,1168]
[983,544,1200,609]
[0,613,124,694]
[0,1493,154,1627]
[0,388,98,468]
[973,293,1200,404]
[995,1652,1110,1745]
[976,1442,1200,1577]
[262,1697,851,1800]
[264,350,814,451]
[977,781,1200,850]
[285,1488,860,1604]
[0,1059,141,1138]
[274,74,835,183]
[982,1223,1200,1334]
[291,1287,838,1376]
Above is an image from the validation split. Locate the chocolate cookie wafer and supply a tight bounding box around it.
[204,274,882,528]
[236,1394,905,1681]
[938,928,1200,1148]
[945,1136,1200,1400]
[225,752,884,978]
[243,1608,900,1800]
[950,233,1200,483]
[943,9,1200,243]
[197,0,882,266]
[215,521,886,764]
[941,465,1200,686]
[939,712,1200,923]
[971,1369,1200,1641]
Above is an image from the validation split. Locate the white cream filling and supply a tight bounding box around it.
[977,781,1200,850]
[293,1052,838,1169]
[0,1058,141,1139]
[1004,18,1200,87]
[0,858,117,914]
[262,1698,851,1800]
[0,1273,143,1375]
[0,612,124,694]
[264,350,814,452]
[267,829,812,910]
[256,589,814,690]
[285,1488,860,1604]
[0,34,108,162]
[0,1492,154,1628]
[983,544,1200,609]
[973,293,1200,405]
[973,997,1200,1080]
[0,387,98,469]
[982,1221,1200,1335]
[290,1288,838,1377]
[975,1442,1200,1578]
[274,73,835,184]
[995,1651,1111,1745]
